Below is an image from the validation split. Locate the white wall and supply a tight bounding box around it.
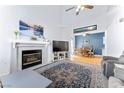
[0,6,62,76]
[106,6,124,57]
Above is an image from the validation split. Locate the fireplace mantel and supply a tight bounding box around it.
[11,39,50,73]
[11,40,50,48]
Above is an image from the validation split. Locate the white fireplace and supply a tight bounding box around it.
[11,40,50,73]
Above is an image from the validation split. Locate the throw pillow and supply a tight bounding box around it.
[114,64,124,81]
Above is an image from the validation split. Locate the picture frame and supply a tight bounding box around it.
[83,40,90,45]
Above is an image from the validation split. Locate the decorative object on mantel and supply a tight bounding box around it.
[31,36,37,40]
[14,30,20,39]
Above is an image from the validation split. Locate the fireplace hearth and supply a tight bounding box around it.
[22,50,42,69]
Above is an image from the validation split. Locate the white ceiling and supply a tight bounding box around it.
[62,5,117,18]
[60,5,118,27]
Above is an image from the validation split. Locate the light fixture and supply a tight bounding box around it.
[76,5,84,12]
[81,6,85,10]
[65,5,94,16]
[76,5,81,12]
[82,33,86,37]
[88,26,94,30]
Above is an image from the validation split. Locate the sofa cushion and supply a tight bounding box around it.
[109,76,124,88]
[114,64,124,81]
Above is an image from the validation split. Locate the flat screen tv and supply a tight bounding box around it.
[53,41,69,52]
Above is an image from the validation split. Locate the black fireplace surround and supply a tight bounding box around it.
[22,50,42,69]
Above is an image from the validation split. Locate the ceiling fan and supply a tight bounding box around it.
[65,5,94,15]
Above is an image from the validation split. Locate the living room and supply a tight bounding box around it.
[0,4,124,89]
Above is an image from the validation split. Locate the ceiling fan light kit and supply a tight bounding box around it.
[81,7,85,10]
[65,5,94,15]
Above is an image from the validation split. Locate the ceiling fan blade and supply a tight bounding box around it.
[65,5,94,16]
[76,7,81,15]
[83,5,94,9]
[65,6,75,12]
[76,11,79,15]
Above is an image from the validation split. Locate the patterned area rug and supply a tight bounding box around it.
[35,60,108,88]
[0,60,107,88]
[41,63,92,88]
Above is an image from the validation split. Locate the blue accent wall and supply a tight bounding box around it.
[75,32,104,55]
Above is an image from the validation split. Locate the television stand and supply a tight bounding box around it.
[53,51,69,62]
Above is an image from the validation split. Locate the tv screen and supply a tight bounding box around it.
[53,41,69,52]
